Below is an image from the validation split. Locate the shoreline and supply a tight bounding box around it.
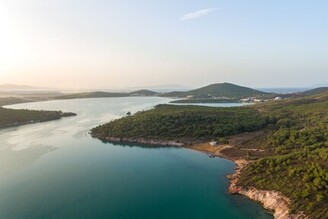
[188,144,306,219]
[0,112,77,129]
[93,136,307,219]
[93,136,185,147]
[227,160,307,219]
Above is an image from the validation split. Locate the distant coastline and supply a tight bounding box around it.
[1,83,326,108]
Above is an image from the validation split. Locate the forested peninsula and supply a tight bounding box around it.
[91,91,328,219]
[0,107,76,128]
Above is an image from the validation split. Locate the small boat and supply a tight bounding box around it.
[208,153,215,158]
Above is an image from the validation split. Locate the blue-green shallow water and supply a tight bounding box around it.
[0,97,272,219]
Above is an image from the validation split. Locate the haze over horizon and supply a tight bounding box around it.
[1,0,327,89]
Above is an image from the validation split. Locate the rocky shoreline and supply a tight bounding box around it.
[91,136,308,219]
[93,136,185,147]
[227,160,307,219]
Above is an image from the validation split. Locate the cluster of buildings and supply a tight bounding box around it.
[241,96,283,103]
[185,94,283,103]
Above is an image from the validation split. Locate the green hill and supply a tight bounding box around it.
[163,82,270,99]
[129,89,159,96]
[301,87,328,96]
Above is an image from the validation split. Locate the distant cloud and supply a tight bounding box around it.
[180,8,219,21]
[43,38,59,42]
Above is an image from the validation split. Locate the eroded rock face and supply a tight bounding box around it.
[235,188,293,219]
[228,160,307,219]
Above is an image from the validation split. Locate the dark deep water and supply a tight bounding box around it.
[0,97,272,219]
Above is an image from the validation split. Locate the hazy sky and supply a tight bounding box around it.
[0,0,327,89]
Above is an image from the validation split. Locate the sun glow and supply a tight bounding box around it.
[0,0,327,88]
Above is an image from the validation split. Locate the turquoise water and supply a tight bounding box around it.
[0,97,272,219]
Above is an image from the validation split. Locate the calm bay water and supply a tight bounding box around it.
[0,97,272,219]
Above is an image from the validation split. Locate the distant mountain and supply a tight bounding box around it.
[160,91,185,97]
[126,84,192,93]
[162,82,269,99]
[310,83,328,88]
[258,87,309,94]
[129,89,159,96]
[0,84,54,91]
[54,89,159,99]
[301,87,328,96]
[54,91,128,99]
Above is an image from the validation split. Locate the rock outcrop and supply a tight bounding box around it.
[228,160,307,219]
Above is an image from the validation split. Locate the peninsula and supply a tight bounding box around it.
[0,107,76,128]
[91,90,328,219]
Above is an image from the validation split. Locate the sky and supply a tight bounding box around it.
[0,0,327,90]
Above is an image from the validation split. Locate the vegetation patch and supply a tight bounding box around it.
[91,104,269,142]
[237,94,328,218]
[0,107,76,128]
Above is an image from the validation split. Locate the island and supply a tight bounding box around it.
[91,90,328,219]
